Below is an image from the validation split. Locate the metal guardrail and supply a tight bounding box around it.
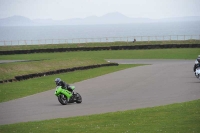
[0,35,200,46]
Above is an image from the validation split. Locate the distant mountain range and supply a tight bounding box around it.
[0,12,200,26]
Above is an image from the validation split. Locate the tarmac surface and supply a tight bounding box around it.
[0,60,27,64]
[0,59,199,125]
[0,59,49,64]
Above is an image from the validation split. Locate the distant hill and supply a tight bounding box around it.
[0,15,33,26]
[0,12,200,26]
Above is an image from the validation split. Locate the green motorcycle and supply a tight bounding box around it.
[55,86,82,105]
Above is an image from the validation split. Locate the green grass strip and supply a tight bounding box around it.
[0,64,142,103]
[0,48,199,60]
[0,99,199,133]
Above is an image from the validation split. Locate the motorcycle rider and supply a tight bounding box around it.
[55,78,73,93]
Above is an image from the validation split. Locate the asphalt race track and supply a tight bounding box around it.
[0,60,27,64]
[0,59,200,125]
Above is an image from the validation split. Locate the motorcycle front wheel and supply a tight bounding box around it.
[58,94,68,105]
[76,93,82,103]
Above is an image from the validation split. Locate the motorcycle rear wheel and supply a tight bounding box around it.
[58,94,68,105]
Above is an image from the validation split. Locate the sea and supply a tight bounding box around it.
[0,21,200,45]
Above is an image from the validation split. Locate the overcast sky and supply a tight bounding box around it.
[0,0,200,20]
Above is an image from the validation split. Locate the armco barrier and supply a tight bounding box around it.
[0,63,118,84]
[0,44,200,55]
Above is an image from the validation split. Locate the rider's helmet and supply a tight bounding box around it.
[55,78,61,85]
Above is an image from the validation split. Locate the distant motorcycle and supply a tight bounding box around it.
[55,86,82,105]
[194,58,200,80]
[193,59,199,72]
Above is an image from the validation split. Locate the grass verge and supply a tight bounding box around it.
[0,64,142,103]
[0,99,199,133]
